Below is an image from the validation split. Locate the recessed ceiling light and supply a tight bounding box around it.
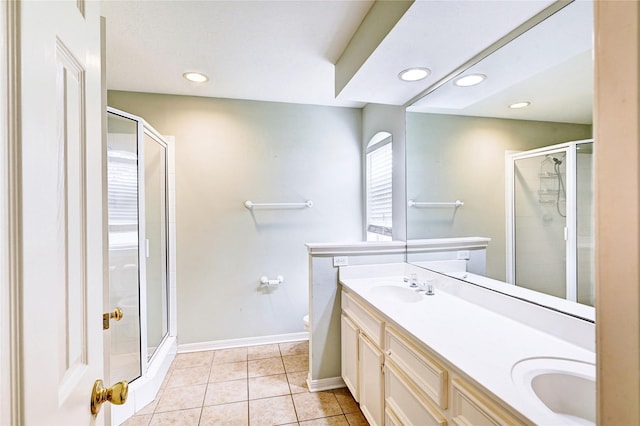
[398,68,431,82]
[509,101,531,109]
[454,74,486,87]
[183,72,209,83]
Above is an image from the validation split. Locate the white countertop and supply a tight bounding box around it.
[339,266,595,425]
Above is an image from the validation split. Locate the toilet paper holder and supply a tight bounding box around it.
[260,275,284,286]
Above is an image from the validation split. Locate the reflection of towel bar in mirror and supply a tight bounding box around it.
[244,200,313,209]
[408,200,464,208]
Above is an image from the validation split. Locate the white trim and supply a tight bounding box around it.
[366,133,392,153]
[112,337,177,426]
[566,144,578,302]
[406,237,490,253]
[177,332,309,353]
[137,118,149,372]
[306,375,345,392]
[166,136,177,338]
[305,241,405,256]
[505,151,517,284]
[1,2,22,424]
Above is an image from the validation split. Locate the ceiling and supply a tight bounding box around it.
[102,0,593,123]
[101,0,374,108]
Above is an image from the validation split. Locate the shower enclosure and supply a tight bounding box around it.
[506,140,594,306]
[107,107,177,424]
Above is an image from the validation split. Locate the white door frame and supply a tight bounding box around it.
[0,1,23,424]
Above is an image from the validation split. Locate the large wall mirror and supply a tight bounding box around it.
[406,0,594,318]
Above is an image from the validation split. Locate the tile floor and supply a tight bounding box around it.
[122,341,369,426]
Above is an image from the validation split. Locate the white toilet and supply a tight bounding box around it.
[303,314,309,331]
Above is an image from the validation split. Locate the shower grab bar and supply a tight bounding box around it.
[408,200,464,208]
[244,200,313,209]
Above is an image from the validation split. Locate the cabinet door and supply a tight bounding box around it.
[341,314,359,401]
[359,333,384,426]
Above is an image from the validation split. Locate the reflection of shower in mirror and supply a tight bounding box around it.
[508,140,594,306]
[539,154,567,218]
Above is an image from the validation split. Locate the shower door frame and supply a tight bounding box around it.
[107,107,177,425]
[506,139,592,302]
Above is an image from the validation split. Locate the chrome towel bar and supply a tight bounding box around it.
[244,200,313,209]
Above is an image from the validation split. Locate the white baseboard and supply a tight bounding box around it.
[177,331,309,353]
[307,374,345,392]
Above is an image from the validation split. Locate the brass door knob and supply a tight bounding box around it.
[91,379,128,415]
[103,307,124,330]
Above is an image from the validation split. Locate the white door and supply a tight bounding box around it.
[19,0,106,424]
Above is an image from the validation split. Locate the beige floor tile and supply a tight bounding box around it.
[159,374,170,391]
[249,395,297,426]
[344,411,368,426]
[332,388,359,414]
[172,351,214,369]
[248,344,281,360]
[282,354,308,373]
[214,347,248,364]
[149,408,201,425]
[299,415,349,426]
[249,374,291,400]
[209,361,248,382]
[135,398,158,415]
[166,365,210,388]
[292,392,343,421]
[204,379,248,405]
[248,357,285,378]
[154,384,206,412]
[200,401,249,426]
[286,371,309,394]
[279,341,309,356]
[122,414,152,426]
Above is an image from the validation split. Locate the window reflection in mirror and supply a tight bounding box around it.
[366,132,393,242]
[405,0,594,313]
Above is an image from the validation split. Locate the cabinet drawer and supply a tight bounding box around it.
[386,326,448,409]
[385,407,403,426]
[342,290,384,347]
[385,361,447,426]
[451,378,523,426]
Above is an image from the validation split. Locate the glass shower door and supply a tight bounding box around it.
[107,112,142,384]
[576,142,595,306]
[512,148,570,298]
[144,131,169,360]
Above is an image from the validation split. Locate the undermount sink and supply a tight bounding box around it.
[511,357,595,425]
[369,285,422,303]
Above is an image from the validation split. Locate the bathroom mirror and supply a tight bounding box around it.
[405,0,595,317]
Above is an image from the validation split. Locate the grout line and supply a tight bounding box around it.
[289,393,300,423]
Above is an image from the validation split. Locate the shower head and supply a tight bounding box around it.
[546,154,563,165]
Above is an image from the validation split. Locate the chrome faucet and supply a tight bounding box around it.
[417,281,435,295]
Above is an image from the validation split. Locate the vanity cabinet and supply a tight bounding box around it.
[341,288,533,426]
[340,314,359,400]
[359,333,384,425]
[341,291,385,426]
[450,377,524,426]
